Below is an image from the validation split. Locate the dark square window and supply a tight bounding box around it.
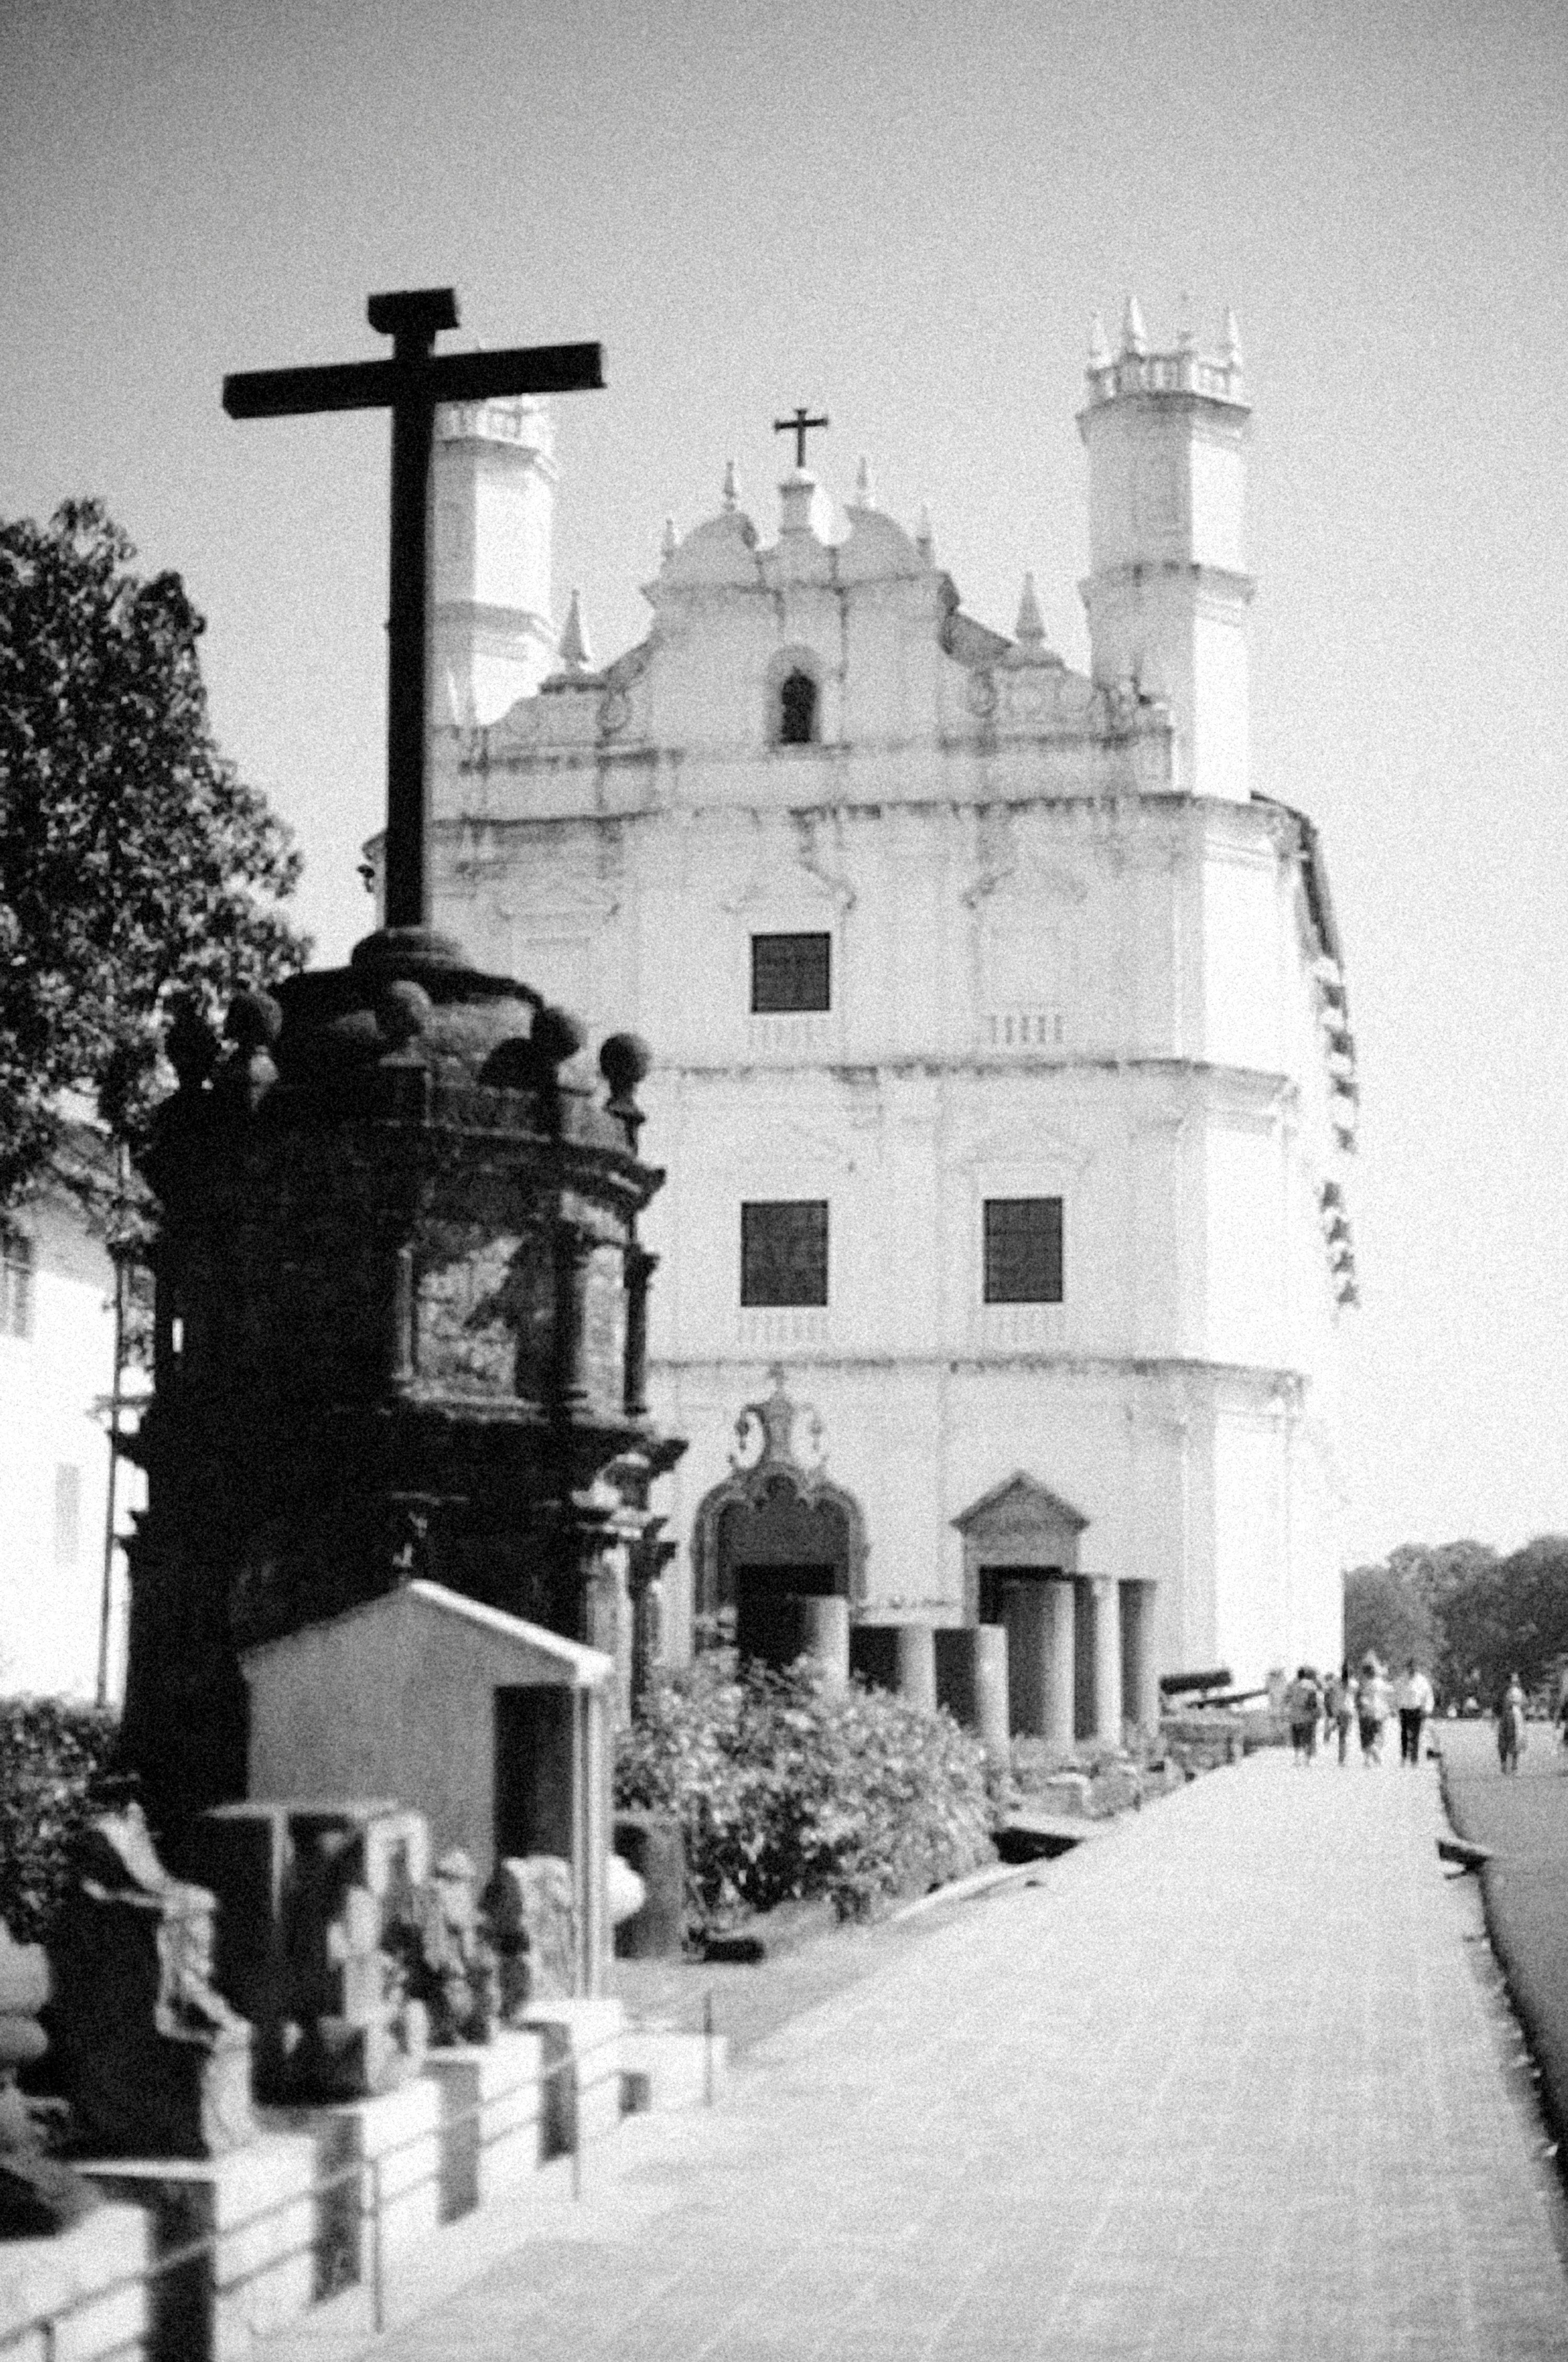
[983,1197,1063,1304]
[741,1201,828,1307]
[751,933,831,1015]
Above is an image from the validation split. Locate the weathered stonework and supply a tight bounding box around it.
[121,925,683,1845]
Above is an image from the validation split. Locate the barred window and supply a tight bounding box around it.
[0,1231,32,1338]
[741,1201,828,1307]
[983,1197,1063,1304]
[751,933,831,1015]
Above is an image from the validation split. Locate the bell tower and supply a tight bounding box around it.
[430,396,558,729]
[1078,300,1252,802]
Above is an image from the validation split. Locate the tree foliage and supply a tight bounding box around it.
[0,1696,119,1943]
[615,1652,996,1925]
[1343,1564,1437,1674]
[0,500,308,1208]
[1344,1537,1568,1706]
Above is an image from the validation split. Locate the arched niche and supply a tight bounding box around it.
[692,1368,867,1642]
[765,646,825,748]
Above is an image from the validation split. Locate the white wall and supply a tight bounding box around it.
[0,1196,139,1701]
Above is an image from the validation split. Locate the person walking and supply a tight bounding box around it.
[1285,1666,1322,1764]
[1395,1658,1435,1767]
[1497,1674,1528,1774]
[1357,1655,1392,1766]
[1324,1663,1356,1767]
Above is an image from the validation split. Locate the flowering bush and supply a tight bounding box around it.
[0,1697,119,1943]
[615,1653,996,1925]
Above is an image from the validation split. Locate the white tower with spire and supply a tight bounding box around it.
[1078,303,1251,802]
[430,397,558,728]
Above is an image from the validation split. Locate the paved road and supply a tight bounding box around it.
[349,1746,1568,2361]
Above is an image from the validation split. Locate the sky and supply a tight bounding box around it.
[3,0,1566,1566]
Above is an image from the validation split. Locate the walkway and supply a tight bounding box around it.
[322,1750,1568,2359]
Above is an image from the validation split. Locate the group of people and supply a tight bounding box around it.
[1283,1656,1435,1767]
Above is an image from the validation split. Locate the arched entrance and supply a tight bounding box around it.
[692,1368,866,1653]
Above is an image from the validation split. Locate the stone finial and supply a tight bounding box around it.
[853,454,877,509]
[558,586,593,673]
[915,504,935,563]
[660,514,678,565]
[375,977,432,1055]
[1014,571,1046,648]
[721,459,741,512]
[1175,292,1196,352]
[1221,307,1243,370]
[600,1032,651,1148]
[532,1005,586,1074]
[1088,312,1112,370]
[1120,294,1148,358]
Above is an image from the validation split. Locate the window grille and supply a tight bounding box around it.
[751,933,831,1015]
[983,1197,1064,1304]
[741,1201,828,1307]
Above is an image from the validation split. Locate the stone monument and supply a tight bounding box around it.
[118,289,684,1849]
[49,1808,255,2160]
[192,1799,432,2102]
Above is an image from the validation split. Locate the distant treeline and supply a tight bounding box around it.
[1342,1539,1568,1706]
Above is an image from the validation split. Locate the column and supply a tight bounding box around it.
[1091,1575,1124,1748]
[1121,1581,1160,1738]
[1043,1580,1076,1748]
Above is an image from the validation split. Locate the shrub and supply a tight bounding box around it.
[615,1653,996,1926]
[0,1697,119,1943]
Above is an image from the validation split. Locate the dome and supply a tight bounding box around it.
[836,504,926,585]
[660,505,763,591]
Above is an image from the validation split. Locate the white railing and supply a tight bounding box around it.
[745,1012,838,1059]
[737,1307,830,1353]
[975,1301,1065,1353]
[981,1007,1065,1053]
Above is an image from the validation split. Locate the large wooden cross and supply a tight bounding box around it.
[773,405,829,471]
[224,289,604,931]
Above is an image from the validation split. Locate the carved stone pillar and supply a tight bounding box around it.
[623,1243,657,1421]
[554,1220,594,1417]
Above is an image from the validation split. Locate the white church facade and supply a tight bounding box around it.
[418,304,1359,1721]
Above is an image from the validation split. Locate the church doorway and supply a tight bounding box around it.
[692,1371,866,1647]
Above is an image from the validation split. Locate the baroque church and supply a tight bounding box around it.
[413,302,1358,1723]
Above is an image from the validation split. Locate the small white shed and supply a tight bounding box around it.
[240,1582,614,1992]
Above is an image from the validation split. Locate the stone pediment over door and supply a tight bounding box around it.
[952,1473,1088,1615]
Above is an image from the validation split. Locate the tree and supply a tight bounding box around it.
[1343,1563,1436,1675]
[0,501,308,1208]
[1439,1538,1568,1704]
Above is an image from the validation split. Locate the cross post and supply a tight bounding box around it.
[224,289,605,930]
[773,406,829,471]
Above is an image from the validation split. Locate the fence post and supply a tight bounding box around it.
[368,2151,386,2334]
[704,1988,715,2107]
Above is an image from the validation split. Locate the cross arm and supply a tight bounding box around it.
[223,341,606,420]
